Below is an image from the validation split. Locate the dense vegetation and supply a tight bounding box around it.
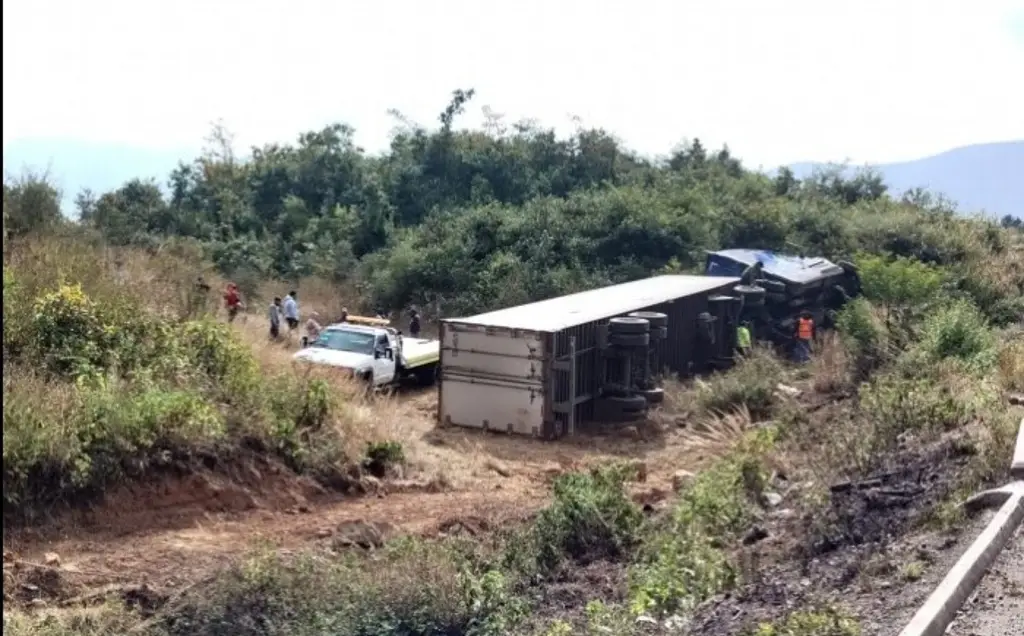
[5,89,1021,319]
[3,90,1023,635]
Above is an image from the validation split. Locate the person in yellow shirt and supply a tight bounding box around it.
[736,322,752,356]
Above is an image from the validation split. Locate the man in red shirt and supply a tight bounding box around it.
[223,283,243,322]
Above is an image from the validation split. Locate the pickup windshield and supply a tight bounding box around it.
[311,329,376,355]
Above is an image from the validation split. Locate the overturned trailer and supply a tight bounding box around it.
[438,275,741,439]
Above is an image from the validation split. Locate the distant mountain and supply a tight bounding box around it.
[781,141,1024,220]
[2,138,197,216]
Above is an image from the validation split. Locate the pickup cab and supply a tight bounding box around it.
[292,321,440,389]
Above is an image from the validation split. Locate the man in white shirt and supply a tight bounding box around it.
[283,291,299,336]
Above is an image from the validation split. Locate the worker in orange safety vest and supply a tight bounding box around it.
[795,311,815,363]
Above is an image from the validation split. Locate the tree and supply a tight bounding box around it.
[3,170,63,237]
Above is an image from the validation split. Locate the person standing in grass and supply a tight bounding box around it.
[409,309,421,338]
[736,322,752,357]
[283,290,299,336]
[795,311,815,363]
[269,297,282,340]
[303,311,323,348]
[223,283,243,322]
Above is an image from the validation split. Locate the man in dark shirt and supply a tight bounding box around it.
[409,310,422,338]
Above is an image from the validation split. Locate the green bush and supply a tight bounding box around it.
[509,464,645,577]
[2,376,225,511]
[364,440,406,477]
[914,299,996,372]
[835,298,891,377]
[695,350,784,420]
[751,606,861,636]
[629,428,776,616]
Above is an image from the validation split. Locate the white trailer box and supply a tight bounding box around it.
[439,275,739,439]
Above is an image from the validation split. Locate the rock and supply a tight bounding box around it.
[671,470,695,492]
[742,525,770,545]
[619,426,641,440]
[1009,393,1024,406]
[297,505,310,514]
[485,459,511,477]
[771,508,797,520]
[776,383,802,398]
[763,492,784,507]
[628,460,648,482]
[663,615,689,631]
[332,520,396,550]
[316,528,333,539]
[43,552,60,566]
[635,614,657,625]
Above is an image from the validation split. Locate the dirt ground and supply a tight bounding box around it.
[2,383,733,611]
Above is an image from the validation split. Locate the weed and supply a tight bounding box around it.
[695,349,784,420]
[525,464,645,575]
[160,539,525,636]
[751,606,861,636]
[628,428,776,616]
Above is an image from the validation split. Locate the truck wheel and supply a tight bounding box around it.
[608,317,650,334]
[609,332,650,348]
[359,371,375,393]
[640,387,665,404]
[601,394,647,412]
[734,285,766,306]
[415,365,438,387]
[755,279,786,294]
[596,395,647,422]
[627,311,668,328]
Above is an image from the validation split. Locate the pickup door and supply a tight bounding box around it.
[372,333,397,385]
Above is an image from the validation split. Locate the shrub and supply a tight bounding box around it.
[912,299,996,373]
[364,440,406,477]
[3,375,225,512]
[751,606,861,636]
[160,539,524,636]
[32,283,113,378]
[526,464,645,574]
[695,349,784,420]
[629,428,776,616]
[835,298,890,377]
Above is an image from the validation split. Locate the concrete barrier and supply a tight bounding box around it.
[1012,416,1024,480]
[898,416,1024,636]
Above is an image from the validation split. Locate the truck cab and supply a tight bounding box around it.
[704,248,861,341]
[293,321,440,388]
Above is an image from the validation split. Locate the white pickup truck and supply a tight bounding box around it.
[292,321,440,389]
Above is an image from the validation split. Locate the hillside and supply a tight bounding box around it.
[3,90,1024,636]
[783,141,1024,220]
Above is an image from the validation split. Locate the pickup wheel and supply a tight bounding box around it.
[359,370,374,390]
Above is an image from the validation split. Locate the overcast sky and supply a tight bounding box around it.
[4,0,1024,168]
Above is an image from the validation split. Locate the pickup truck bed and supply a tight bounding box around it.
[401,337,440,368]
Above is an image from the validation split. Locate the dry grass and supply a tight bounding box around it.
[810,333,852,394]
[997,338,1024,392]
